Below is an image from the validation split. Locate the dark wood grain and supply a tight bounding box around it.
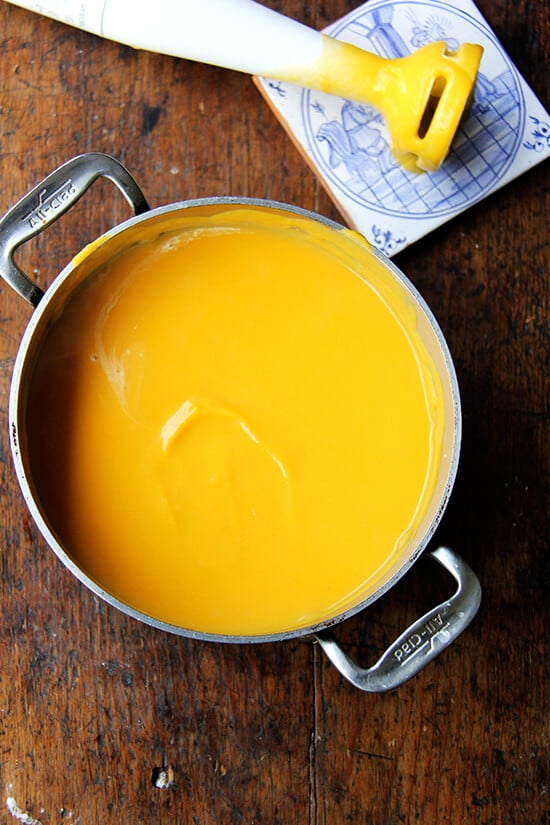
[0,2,548,824]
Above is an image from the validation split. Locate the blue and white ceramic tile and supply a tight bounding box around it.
[256,0,550,255]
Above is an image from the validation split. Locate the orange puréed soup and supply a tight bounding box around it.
[25,206,444,636]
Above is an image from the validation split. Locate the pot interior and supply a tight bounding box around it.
[11,200,460,642]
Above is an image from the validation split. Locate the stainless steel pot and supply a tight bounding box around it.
[0,153,481,691]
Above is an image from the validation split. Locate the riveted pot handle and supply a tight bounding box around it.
[0,152,150,307]
[315,546,481,692]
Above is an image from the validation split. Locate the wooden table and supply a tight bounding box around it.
[0,2,547,823]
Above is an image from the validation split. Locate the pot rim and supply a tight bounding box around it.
[8,196,462,644]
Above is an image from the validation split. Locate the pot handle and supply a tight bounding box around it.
[0,152,150,307]
[315,546,481,692]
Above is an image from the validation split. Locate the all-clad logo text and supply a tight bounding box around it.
[22,179,77,229]
[393,612,448,663]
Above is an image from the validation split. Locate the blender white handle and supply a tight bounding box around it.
[105,0,324,77]
[5,0,325,78]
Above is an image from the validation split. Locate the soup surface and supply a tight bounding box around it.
[26,207,445,635]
